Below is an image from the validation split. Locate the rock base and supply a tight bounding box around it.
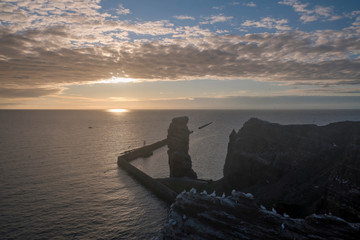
[158,190,360,240]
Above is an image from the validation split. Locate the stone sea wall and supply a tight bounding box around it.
[117,139,178,203]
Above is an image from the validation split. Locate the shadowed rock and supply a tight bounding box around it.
[167,116,197,179]
[222,118,360,221]
[159,190,360,240]
[158,118,360,239]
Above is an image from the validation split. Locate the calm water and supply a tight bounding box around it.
[1,110,360,239]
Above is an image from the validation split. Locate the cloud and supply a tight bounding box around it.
[244,2,257,7]
[242,17,291,31]
[352,16,360,27]
[228,2,256,8]
[1,26,360,99]
[3,94,360,109]
[0,0,175,45]
[0,87,61,98]
[117,20,175,36]
[0,0,359,101]
[0,101,19,106]
[0,0,111,31]
[98,95,360,110]
[173,26,212,38]
[116,4,130,15]
[212,6,225,10]
[201,15,233,24]
[328,15,343,21]
[291,86,360,96]
[174,15,195,20]
[278,0,339,23]
[350,11,360,17]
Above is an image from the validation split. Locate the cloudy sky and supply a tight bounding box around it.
[1,0,360,109]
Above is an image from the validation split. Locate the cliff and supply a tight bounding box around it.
[158,118,360,239]
[222,118,360,221]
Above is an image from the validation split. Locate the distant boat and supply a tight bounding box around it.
[198,122,213,129]
[88,126,93,129]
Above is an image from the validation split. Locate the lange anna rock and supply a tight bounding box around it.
[167,116,197,179]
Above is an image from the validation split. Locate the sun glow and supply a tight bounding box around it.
[107,109,128,113]
[98,76,136,84]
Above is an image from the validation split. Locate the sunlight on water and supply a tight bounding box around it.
[107,109,128,113]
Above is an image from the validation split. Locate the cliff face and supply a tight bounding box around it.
[167,116,197,179]
[223,118,360,221]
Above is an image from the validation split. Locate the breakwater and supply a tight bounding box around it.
[117,139,178,203]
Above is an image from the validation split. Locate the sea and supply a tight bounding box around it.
[1,109,360,239]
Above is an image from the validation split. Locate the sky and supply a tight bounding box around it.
[1,0,360,109]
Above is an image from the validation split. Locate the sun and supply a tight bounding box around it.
[107,109,128,113]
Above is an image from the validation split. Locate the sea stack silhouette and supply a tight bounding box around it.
[167,116,197,179]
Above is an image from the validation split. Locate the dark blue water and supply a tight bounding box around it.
[1,110,359,239]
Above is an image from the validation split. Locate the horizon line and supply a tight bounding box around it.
[1,108,360,111]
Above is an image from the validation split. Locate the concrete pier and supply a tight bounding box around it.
[117,139,178,203]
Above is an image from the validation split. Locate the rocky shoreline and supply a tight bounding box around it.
[158,117,360,239]
[158,189,360,240]
[117,117,360,239]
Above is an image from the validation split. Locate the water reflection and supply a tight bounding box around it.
[107,109,128,113]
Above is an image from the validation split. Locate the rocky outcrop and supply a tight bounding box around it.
[158,118,360,239]
[158,190,360,240]
[222,118,360,222]
[167,116,197,179]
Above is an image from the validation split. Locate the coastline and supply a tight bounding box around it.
[117,138,220,203]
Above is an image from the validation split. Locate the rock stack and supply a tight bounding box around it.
[167,116,197,179]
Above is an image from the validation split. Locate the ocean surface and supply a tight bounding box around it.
[1,109,360,239]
